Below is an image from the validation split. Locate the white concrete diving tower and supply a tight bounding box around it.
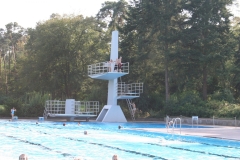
[88,31,144,122]
[93,31,127,122]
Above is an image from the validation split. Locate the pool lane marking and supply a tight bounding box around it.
[1,124,168,160]
[0,133,74,158]
[126,129,240,149]
[3,122,240,151]
[147,142,240,159]
[65,137,168,160]
[2,123,240,159]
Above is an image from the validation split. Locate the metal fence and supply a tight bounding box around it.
[44,100,99,117]
[118,82,143,96]
[88,61,129,75]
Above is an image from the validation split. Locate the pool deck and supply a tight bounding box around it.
[137,126,240,141]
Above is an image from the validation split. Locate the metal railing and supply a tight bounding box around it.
[43,100,99,118]
[166,117,182,134]
[118,82,143,96]
[88,61,129,76]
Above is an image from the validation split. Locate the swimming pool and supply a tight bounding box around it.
[0,120,239,160]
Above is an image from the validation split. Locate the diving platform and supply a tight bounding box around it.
[88,62,129,80]
[117,82,143,99]
[43,99,99,121]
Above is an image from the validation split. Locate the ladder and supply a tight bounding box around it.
[126,99,135,121]
[167,117,181,134]
[119,77,135,121]
[43,101,48,119]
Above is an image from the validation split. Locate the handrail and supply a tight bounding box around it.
[166,117,181,134]
[118,82,143,97]
[88,61,129,76]
[44,100,99,118]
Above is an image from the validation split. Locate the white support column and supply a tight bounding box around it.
[107,79,117,105]
[110,31,118,62]
[107,31,118,106]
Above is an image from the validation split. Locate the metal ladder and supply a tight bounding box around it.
[166,117,181,134]
[119,77,135,121]
[126,99,135,121]
[43,102,48,119]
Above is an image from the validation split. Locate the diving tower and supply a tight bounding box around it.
[88,31,143,122]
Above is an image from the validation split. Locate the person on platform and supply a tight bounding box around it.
[132,102,136,116]
[11,107,16,119]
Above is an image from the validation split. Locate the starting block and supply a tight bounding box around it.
[38,117,44,121]
[12,116,18,121]
[192,116,198,127]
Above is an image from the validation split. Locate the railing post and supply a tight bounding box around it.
[213,116,215,126]
[235,117,236,128]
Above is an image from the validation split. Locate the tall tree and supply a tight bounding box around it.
[0,22,25,95]
[231,17,240,100]
[97,0,128,31]
[182,0,233,100]
[122,0,184,102]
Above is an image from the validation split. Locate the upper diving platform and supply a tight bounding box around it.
[88,61,129,80]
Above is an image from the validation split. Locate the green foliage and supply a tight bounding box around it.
[18,15,109,100]
[0,97,22,116]
[1,0,240,120]
[21,92,50,117]
[148,109,165,118]
[210,89,235,103]
[163,91,240,118]
[0,105,5,115]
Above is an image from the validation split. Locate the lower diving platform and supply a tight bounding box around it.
[117,82,143,99]
[47,113,97,121]
[43,99,99,121]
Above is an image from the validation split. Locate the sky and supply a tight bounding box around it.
[0,0,117,29]
[0,0,239,29]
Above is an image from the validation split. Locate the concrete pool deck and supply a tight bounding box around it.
[137,126,240,141]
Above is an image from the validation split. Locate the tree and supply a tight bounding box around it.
[230,17,240,100]
[0,22,25,95]
[121,0,185,103]
[97,0,128,31]
[19,15,109,99]
[182,0,233,100]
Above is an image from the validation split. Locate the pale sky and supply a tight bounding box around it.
[0,0,239,29]
[0,0,117,29]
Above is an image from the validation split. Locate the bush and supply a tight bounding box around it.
[163,91,240,119]
[21,92,50,117]
[0,97,23,117]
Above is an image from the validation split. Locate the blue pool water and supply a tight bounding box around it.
[0,120,239,160]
